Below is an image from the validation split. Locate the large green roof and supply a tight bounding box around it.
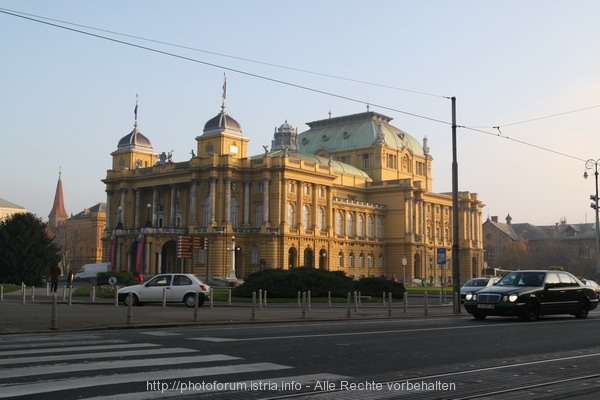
[298,111,424,156]
[250,150,371,179]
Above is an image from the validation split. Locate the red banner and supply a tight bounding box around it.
[136,237,145,273]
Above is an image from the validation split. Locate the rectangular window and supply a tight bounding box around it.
[363,154,370,168]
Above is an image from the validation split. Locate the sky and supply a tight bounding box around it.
[1,0,600,226]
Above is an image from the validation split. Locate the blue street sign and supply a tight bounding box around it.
[437,248,447,265]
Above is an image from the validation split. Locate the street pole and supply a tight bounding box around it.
[451,97,461,314]
[584,159,600,276]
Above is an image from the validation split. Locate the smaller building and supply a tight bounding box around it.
[0,198,26,221]
[64,203,107,272]
[483,215,598,278]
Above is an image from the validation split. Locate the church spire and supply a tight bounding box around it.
[48,169,68,229]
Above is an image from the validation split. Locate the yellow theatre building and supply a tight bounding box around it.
[103,95,484,285]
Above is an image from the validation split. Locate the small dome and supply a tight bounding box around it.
[203,108,242,135]
[117,127,153,151]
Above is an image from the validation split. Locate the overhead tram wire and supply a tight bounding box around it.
[459,125,587,162]
[0,8,450,127]
[0,8,592,164]
[0,7,448,100]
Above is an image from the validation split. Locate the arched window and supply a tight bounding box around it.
[335,211,343,235]
[175,202,182,227]
[346,213,354,237]
[317,207,325,231]
[230,197,239,228]
[357,214,364,237]
[302,205,310,229]
[367,216,374,238]
[203,197,211,226]
[349,252,355,268]
[359,252,365,268]
[338,251,344,267]
[376,216,384,238]
[255,204,263,227]
[287,204,295,228]
[251,245,260,264]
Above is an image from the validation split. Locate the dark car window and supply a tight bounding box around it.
[520,273,544,286]
[173,275,192,286]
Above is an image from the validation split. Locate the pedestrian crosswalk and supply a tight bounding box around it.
[0,332,350,399]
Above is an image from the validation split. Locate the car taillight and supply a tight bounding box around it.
[199,284,207,292]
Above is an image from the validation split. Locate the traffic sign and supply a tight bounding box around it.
[437,248,447,265]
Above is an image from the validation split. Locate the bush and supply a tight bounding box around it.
[353,276,405,299]
[96,271,137,286]
[232,267,354,298]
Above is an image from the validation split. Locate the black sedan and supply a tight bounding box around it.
[463,270,598,321]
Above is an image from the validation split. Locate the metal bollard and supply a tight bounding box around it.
[383,291,386,306]
[346,292,351,318]
[308,290,311,311]
[114,290,119,307]
[68,286,73,306]
[127,292,133,324]
[264,290,267,307]
[403,291,408,313]
[22,283,25,304]
[50,293,58,330]
[424,291,429,315]
[301,292,306,319]
[31,285,35,302]
[91,286,96,302]
[298,291,301,307]
[388,292,392,317]
[227,288,232,306]
[193,292,199,322]
[259,289,263,309]
[1,285,3,301]
[354,291,358,312]
[62,286,66,301]
[328,291,332,307]
[251,291,256,320]
[162,287,167,307]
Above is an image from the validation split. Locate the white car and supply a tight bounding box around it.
[460,277,500,303]
[117,273,210,307]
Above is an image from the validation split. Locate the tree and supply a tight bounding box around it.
[496,239,531,270]
[0,213,61,285]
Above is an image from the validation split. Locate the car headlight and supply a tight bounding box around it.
[508,293,518,302]
[465,292,476,301]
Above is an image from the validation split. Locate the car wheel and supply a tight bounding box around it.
[184,293,197,308]
[123,293,139,307]
[521,299,539,321]
[575,300,590,319]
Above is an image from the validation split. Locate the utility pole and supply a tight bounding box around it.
[451,97,461,314]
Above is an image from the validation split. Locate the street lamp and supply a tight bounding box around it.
[145,203,152,227]
[227,236,237,286]
[584,158,600,276]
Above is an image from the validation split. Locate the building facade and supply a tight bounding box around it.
[0,198,26,221]
[64,203,107,271]
[102,98,484,285]
[483,215,599,278]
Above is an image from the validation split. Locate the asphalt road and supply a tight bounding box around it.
[2,311,600,399]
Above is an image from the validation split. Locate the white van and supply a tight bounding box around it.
[74,263,111,279]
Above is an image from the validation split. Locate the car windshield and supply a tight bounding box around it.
[497,272,545,287]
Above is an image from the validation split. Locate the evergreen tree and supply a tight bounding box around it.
[0,213,61,285]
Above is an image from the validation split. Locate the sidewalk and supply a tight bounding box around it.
[0,287,459,334]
